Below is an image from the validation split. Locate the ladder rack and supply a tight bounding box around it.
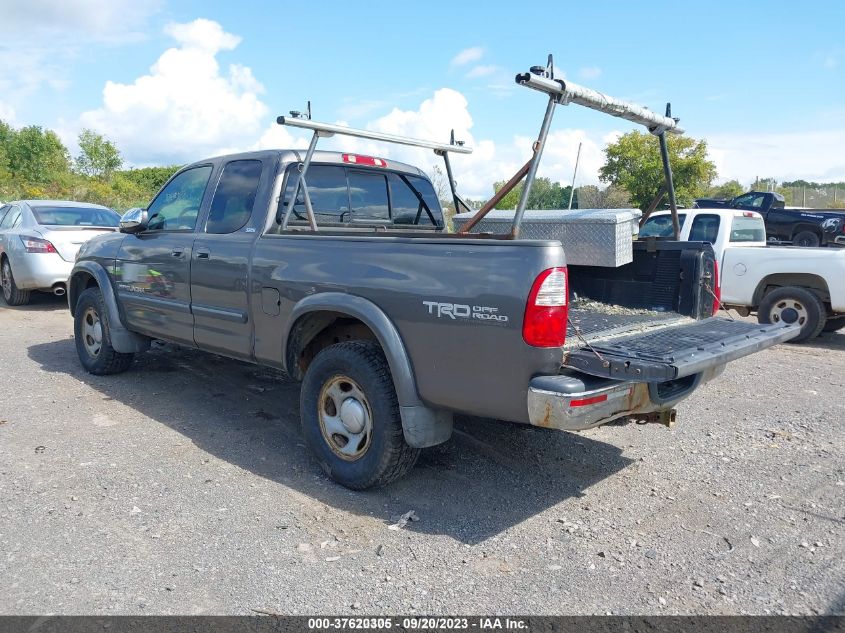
[275,115,473,231]
[458,55,685,239]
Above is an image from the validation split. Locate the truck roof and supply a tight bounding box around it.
[185,149,430,179]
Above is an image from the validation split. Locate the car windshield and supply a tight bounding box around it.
[31,205,120,227]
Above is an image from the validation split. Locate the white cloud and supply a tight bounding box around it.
[707,129,845,185]
[451,47,484,66]
[0,0,161,108]
[579,66,602,80]
[466,65,499,79]
[78,19,269,165]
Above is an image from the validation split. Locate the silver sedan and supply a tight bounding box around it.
[0,200,120,305]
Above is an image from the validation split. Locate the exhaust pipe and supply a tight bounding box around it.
[52,284,66,297]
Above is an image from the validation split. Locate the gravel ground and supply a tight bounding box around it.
[0,296,843,615]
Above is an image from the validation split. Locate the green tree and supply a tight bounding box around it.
[599,131,716,209]
[0,120,13,187]
[115,165,182,193]
[75,128,123,180]
[575,184,633,209]
[706,179,744,200]
[492,177,572,210]
[6,125,70,183]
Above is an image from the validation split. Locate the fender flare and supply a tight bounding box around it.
[283,292,452,448]
[68,261,151,354]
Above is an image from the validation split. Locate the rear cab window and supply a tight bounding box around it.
[688,214,720,243]
[273,163,443,231]
[730,214,766,242]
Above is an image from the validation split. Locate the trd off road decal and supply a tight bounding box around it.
[422,301,509,324]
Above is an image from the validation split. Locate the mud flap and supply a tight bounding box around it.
[562,318,800,382]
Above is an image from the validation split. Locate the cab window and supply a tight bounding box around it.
[732,193,765,209]
[730,215,766,242]
[348,170,389,221]
[281,165,349,224]
[276,164,443,229]
[639,214,686,238]
[146,165,213,231]
[206,160,263,234]
[389,173,442,226]
[688,214,720,243]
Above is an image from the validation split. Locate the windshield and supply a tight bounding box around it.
[31,205,120,227]
[639,214,687,238]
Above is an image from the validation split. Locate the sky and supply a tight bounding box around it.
[1,0,843,199]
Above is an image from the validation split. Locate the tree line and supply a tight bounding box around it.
[0,120,180,211]
[3,117,842,213]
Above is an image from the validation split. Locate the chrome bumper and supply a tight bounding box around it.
[527,366,724,431]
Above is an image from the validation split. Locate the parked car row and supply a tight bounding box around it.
[0,200,119,305]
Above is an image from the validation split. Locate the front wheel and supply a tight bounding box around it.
[758,286,826,343]
[1,259,30,306]
[300,341,419,490]
[74,287,134,375]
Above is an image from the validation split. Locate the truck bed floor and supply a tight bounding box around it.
[564,304,692,351]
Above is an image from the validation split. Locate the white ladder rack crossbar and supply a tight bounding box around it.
[276,116,473,154]
[515,72,685,135]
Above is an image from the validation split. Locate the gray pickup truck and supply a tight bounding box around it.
[67,67,799,489]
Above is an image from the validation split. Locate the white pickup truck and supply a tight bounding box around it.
[641,208,845,341]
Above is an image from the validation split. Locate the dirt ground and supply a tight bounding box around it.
[1,295,843,615]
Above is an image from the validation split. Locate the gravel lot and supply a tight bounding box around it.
[1,296,843,615]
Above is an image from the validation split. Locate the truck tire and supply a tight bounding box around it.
[1,258,31,306]
[758,286,826,343]
[74,287,134,375]
[300,340,419,490]
[792,230,820,248]
[822,316,845,333]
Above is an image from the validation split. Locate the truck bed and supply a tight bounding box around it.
[564,303,692,351]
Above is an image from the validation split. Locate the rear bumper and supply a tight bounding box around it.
[9,252,72,290]
[527,366,724,431]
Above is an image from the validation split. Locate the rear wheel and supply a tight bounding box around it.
[792,230,820,247]
[1,259,31,306]
[758,286,826,343]
[74,287,134,375]
[300,340,419,490]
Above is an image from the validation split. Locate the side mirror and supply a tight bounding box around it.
[119,208,148,234]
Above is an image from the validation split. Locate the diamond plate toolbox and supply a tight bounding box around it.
[452,209,643,267]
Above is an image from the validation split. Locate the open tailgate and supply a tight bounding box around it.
[562,318,800,382]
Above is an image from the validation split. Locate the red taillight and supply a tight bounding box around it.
[342,153,387,167]
[711,260,721,315]
[523,267,568,347]
[20,236,57,254]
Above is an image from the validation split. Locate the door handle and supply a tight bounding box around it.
[170,247,185,258]
[195,248,210,259]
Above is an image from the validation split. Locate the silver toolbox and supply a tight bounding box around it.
[452,208,643,267]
